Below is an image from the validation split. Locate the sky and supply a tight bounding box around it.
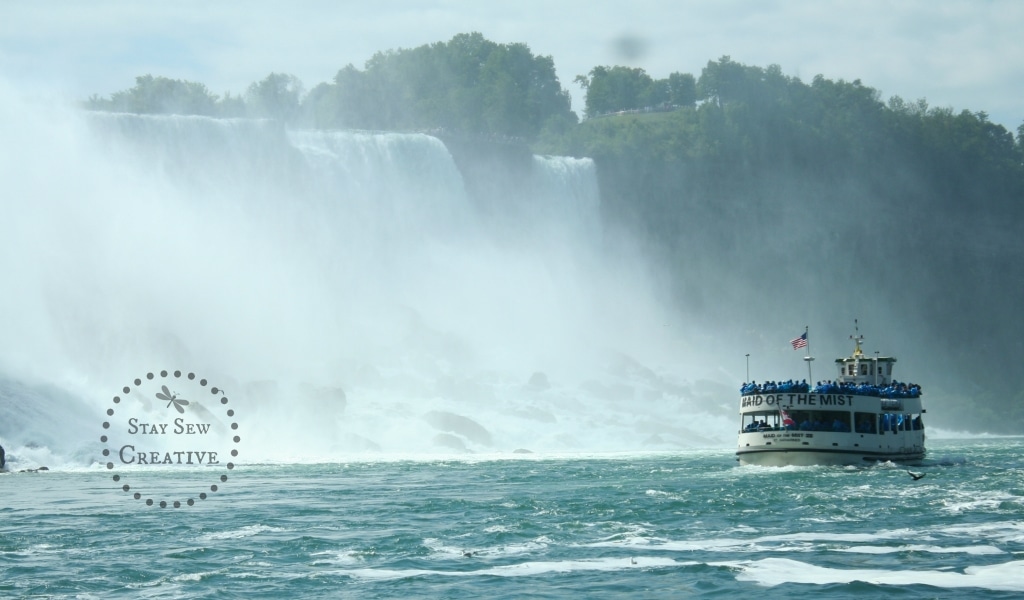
[1,0,1022,131]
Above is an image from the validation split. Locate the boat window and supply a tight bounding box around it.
[875,413,924,432]
[855,412,877,434]
[879,412,913,433]
[742,413,776,432]
[860,364,867,375]
[792,410,852,432]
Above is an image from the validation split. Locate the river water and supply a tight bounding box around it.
[3,438,1023,598]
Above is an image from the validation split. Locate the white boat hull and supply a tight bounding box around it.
[736,427,925,467]
[736,447,925,467]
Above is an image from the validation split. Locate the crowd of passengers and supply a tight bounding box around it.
[740,379,921,398]
[743,413,924,433]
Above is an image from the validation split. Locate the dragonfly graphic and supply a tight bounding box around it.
[156,385,190,414]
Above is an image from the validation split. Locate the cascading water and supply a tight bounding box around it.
[0,84,735,468]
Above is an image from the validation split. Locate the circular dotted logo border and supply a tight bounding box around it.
[100,370,240,508]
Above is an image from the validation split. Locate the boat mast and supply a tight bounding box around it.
[850,319,864,381]
[850,319,865,354]
[851,319,864,348]
[802,325,814,383]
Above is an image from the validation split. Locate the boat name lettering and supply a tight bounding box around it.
[742,394,783,407]
[789,393,852,406]
[741,393,852,408]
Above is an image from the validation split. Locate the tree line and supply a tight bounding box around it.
[85,32,576,141]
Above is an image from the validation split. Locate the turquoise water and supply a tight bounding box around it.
[3,438,1023,598]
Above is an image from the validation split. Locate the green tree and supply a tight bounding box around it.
[667,72,697,107]
[217,91,247,118]
[85,75,219,115]
[309,32,575,140]
[246,73,304,123]
[575,66,656,117]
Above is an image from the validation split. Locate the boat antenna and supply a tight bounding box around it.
[850,319,864,357]
[802,325,814,382]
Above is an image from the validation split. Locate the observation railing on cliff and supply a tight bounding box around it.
[588,103,680,120]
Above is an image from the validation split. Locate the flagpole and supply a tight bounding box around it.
[802,325,814,384]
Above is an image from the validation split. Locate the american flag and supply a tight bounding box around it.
[790,332,808,350]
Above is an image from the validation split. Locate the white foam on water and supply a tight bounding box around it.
[171,571,216,582]
[719,557,1024,591]
[940,489,1024,514]
[587,529,914,552]
[196,524,285,542]
[580,526,1021,559]
[834,544,1004,555]
[935,521,1024,545]
[337,556,680,580]
[459,540,552,559]
[309,550,365,566]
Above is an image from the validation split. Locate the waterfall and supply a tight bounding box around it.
[0,86,730,467]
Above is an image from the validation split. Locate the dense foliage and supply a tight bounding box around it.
[306,33,576,139]
[83,40,1024,432]
[84,73,297,120]
[574,66,696,117]
[85,74,224,116]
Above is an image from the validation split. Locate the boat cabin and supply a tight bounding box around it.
[835,335,894,386]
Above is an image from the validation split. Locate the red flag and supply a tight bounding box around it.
[780,407,796,428]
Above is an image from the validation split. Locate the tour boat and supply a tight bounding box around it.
[736,328,925,466]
